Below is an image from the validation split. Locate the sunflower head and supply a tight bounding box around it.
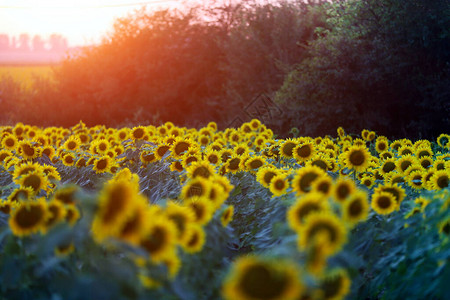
[221,205,234,227]
[287,192,329,232]
[344,145,371,172]
[332,178,356,203]
[316,269,351,300]
[9,198,48,237]
[371,191,397,215]
[342,190,369,226]
[222,256,303,300]
[292,165,327,195]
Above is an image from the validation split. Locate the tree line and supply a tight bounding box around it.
[1,0,449,139]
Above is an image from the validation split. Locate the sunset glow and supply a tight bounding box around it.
[0,0,181,46]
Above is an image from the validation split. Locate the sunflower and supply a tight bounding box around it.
[117,195,149,246]
[419,156,433,169]
[437,133,450,148]
[226,155,243,174]
[298,211,347,255]
[359,175,375,189]
[429,170,449,190]
[256,166,281,188]
[266,174,288,197]
[415,147,433,159]
[407,170,424,189]
[342,190,369,225]
[62,152,76,166]
[396,154,417,174]
[371,191,397,215]
[154,144,171,160]
[184,196,215,225]
[181,224,206,254]
[9,198,48,237]
[245,156,266,173]
[7,186,35,203]
[171,137,193,158]
[205,150,221,165]
[0,200,16,215]
[234,144,249,156]
[180,177,212,200]
[41,145,56,160]
[140,150,157,165]
[139,215,178,262]
[1,134,18,150]
[42,200,67,232]
[280,139,298,159]
[0,149,13,165]
[62,136,81,151]
[221,205,234,227]
[222,256,303,300]
[378,158,397,178]
[12,161,43,179]
[375,138,389,153]
[438,218,450,238]
[305,231,329,276]
[93,156,112,173]
[398,145,414,156]
[18,140,40,160]
[311,175,334,197]
[343,145,371,173]
[53,185,79,205]
[374,183,406,208]
[15,169,49,195]
[287,192,329,232]
[170,160,184,172]
[131,126,146,140]
[64,205,81,226]
[91,179,139,242]
[317,269,351,300]
[165,201,195,243]
[332,178,356,203]
[379,151,394,160]
[292,165,326,195]
[293,142,316,163]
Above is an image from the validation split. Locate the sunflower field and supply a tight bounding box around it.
[0,120,449,300]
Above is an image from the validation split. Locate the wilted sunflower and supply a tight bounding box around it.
[317,268,351,300]
[342,190,369,226]
[222,256,303,300]
[93,156,112,173]
[371,191,397,215]
[298,212,347,255]
[292,165,326,195]
[287,192,329,232]
[9,198,48,237]
[343,145,371,173]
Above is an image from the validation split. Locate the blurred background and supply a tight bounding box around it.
[0,0,449,139]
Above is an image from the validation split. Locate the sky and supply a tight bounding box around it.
[0,0,189,47]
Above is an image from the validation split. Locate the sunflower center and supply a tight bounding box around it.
[187,183,204,197]
[400,161,412,172]
[23,174,42,192]
[187,231,199,247]
[297,203,320,222]
[299,172,319,193]
[102,184,129,223]
[191,203,205,221]
[208,155,219,164]
[96,159,108,170]
[65,155,74,164]
[312,160,328,171]
[348,200,362,217]
[442,222,450,235]
[174,142,189,156]
[437,176,449,189]
[238,264,288,299]
[282,142,296,157]
[377,196,392,209]
[133,128,145,139]
[249,159,263,170]
[5,138,15,147]
[274,179,285,190]
[377,143,387,151]
[157,145,170,157]
[317,181,331,194]
[141,226,166,253]
[46,205,60,226]
[120,211,141,237]
[336,185,350,200]
[264,172,276,185]
[349,151,365,166]
[67,141,77,150]
[22,144,35,157]
[15,205,44,229]
[228,158,241,171]
[169,214,186,237]
[382,162,396,173]
[297,145,311,158]
[308,222,338,244]
[321,275,343,298]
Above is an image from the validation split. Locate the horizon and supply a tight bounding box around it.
[0,0,188,48]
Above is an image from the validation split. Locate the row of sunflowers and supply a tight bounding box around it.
[0,119,449,299]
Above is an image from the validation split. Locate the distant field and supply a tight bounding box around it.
[0,65,56,88]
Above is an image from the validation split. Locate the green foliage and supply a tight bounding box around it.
[276,0,450,139]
